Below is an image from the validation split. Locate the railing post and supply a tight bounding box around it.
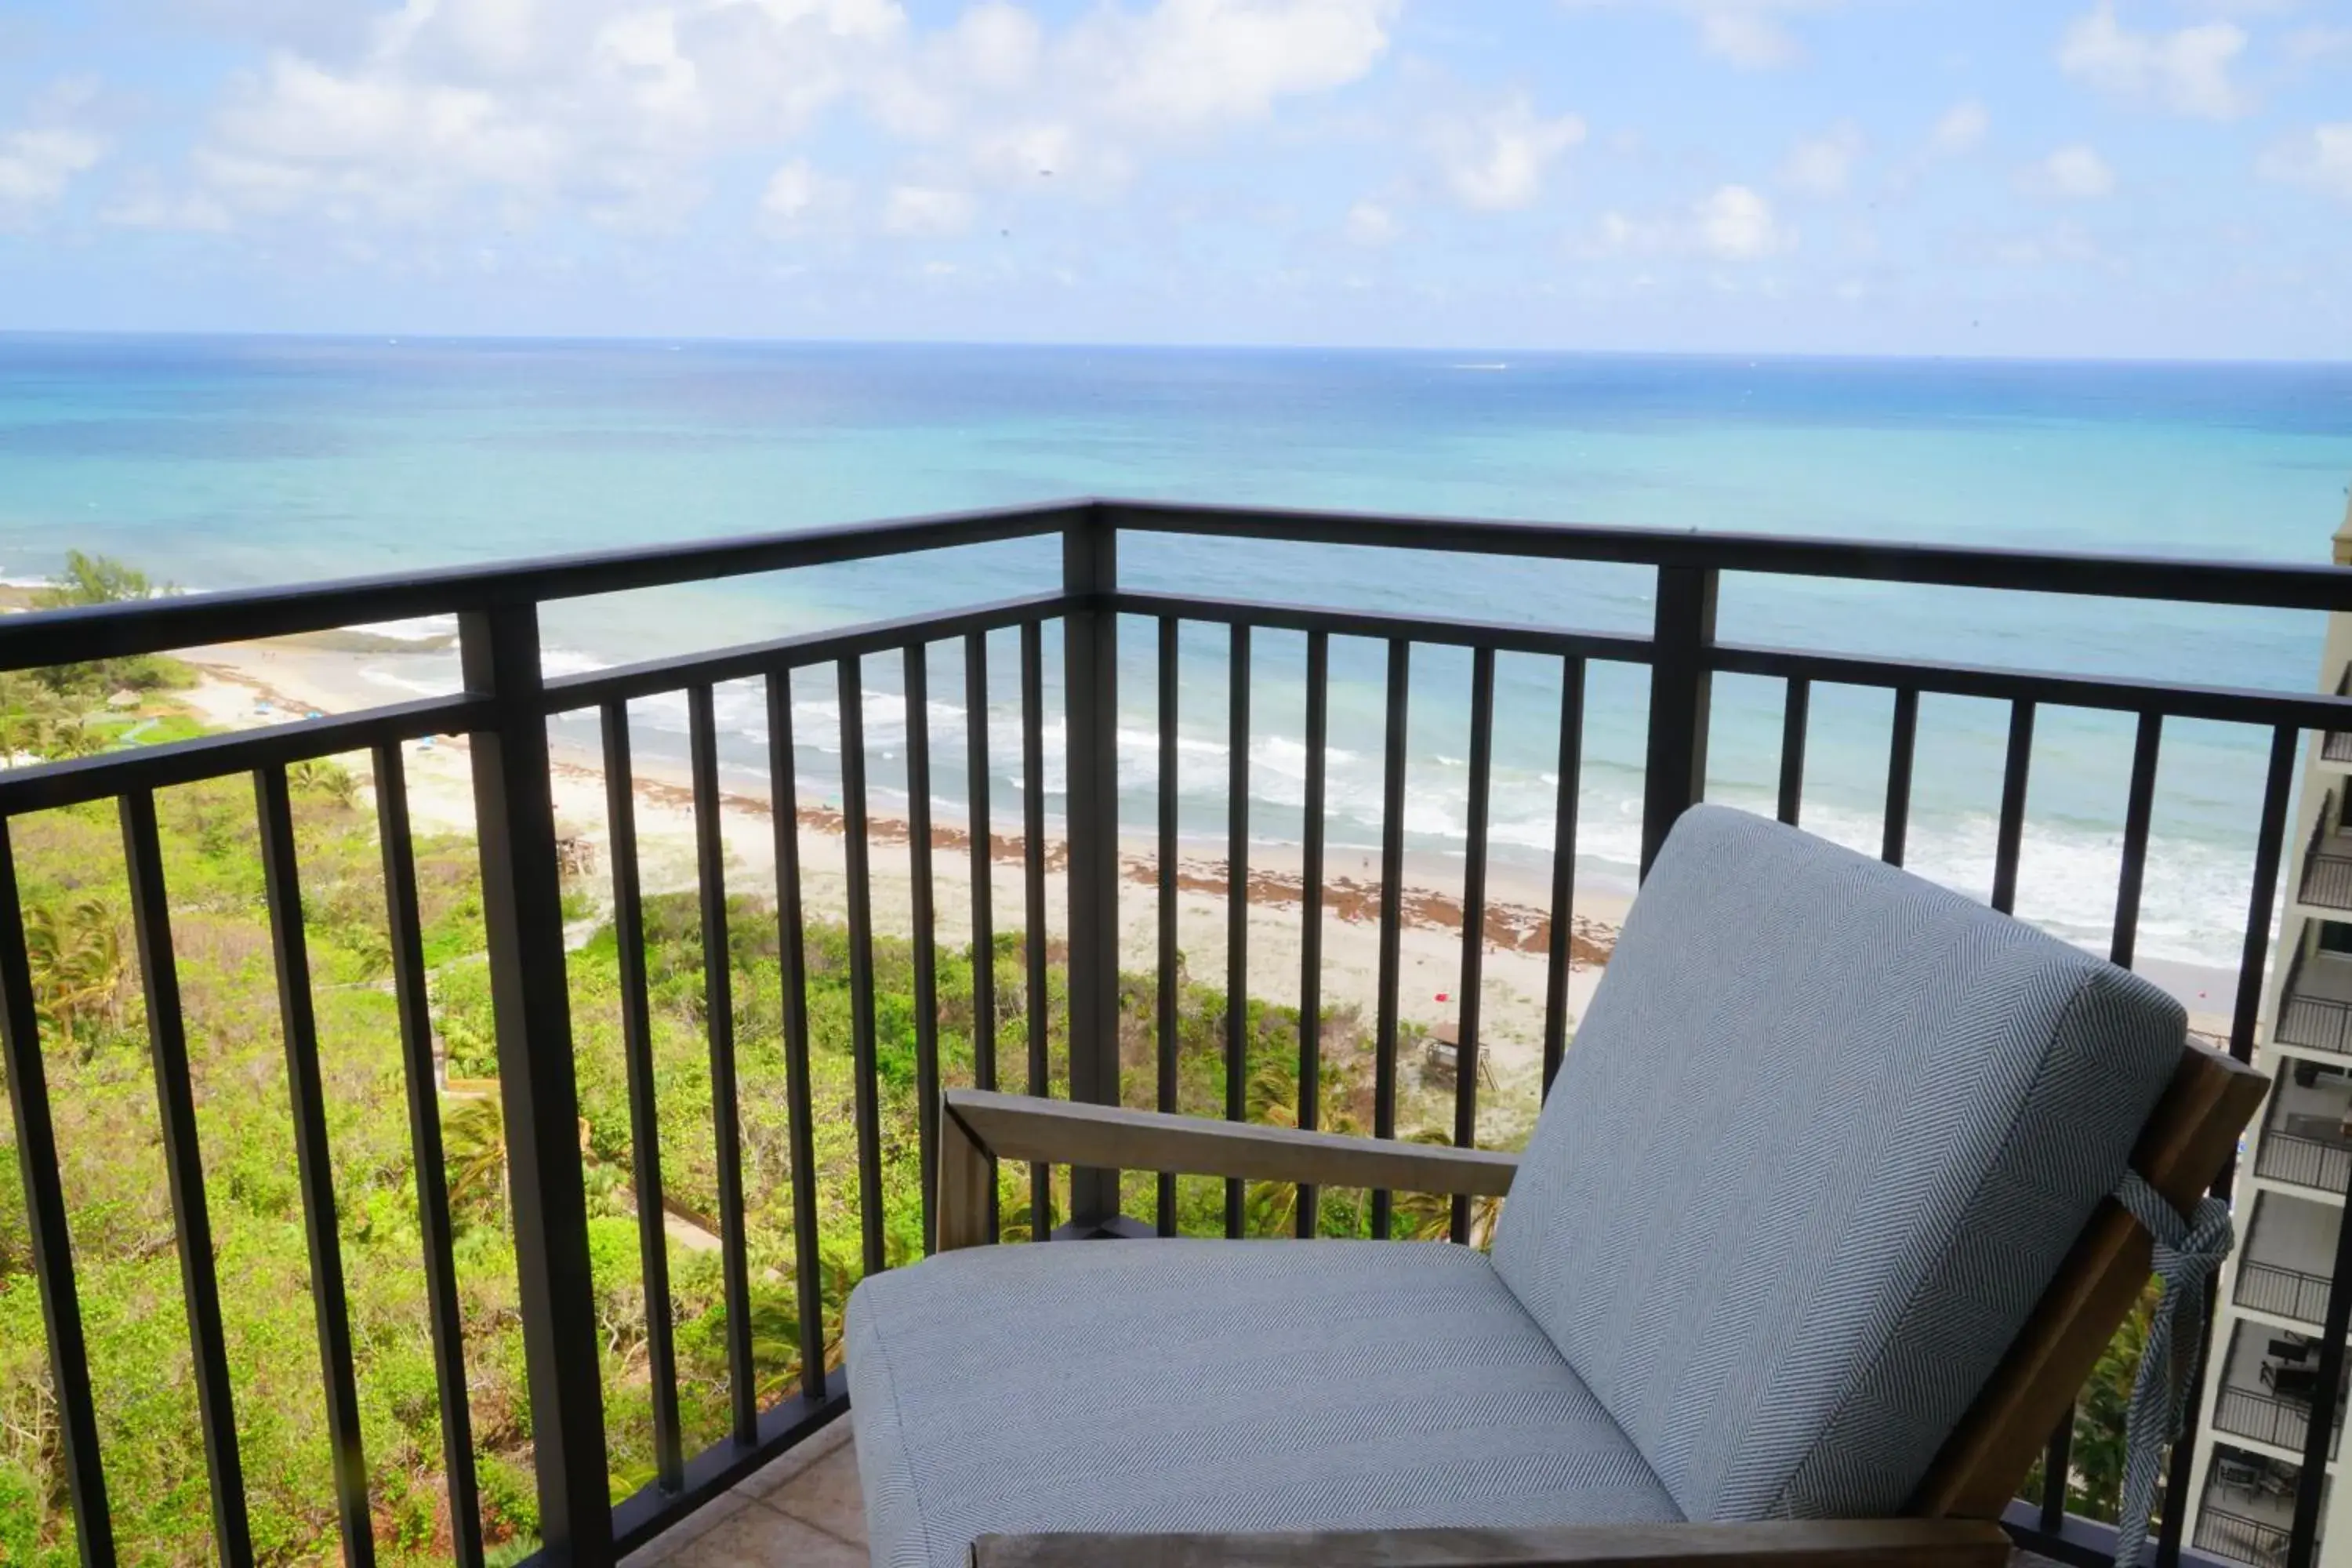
[1640,564,1719,877]
[1062,506,1125,1230]
[459,604,613,1566]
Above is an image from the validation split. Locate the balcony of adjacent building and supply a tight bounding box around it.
[2253,1057,2352,1199]
[2234,1191,2343,1328]
[2211,1321,2345,1465]
[2298,788,2352,915]
[2274,925,2352,1058]
[2322,666,2352,768]
[2198,1444,2329,1568]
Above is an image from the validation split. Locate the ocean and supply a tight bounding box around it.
[3,332,2350,972]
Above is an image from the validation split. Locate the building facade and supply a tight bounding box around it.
[2187,497,2352,1568]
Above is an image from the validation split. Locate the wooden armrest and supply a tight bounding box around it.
[937,1089,1517,1251]
[970,1518,2013,1567]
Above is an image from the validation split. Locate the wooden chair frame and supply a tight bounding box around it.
[931,1038,2267,1568]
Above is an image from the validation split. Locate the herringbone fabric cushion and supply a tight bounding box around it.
[1491,804,2183,1523]
[847,1238,1680,1568]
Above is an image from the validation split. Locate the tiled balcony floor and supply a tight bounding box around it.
[615,1418,2081,1568]
[621,1417,866,1567]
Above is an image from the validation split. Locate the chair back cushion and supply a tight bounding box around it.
[1490,805,2184,1523]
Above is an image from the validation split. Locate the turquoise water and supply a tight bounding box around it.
[3,333,2350,968]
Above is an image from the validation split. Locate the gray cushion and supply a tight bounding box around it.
[1491,804,2184,1523]
[847,1238,1680,1568]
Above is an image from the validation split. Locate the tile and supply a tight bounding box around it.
[665,1502,868,1568]
[618,1490,753,1568]
[731,1414,855,1501]
[769,1442,869,1545]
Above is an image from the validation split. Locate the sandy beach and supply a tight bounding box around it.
[176,637,1630,1140]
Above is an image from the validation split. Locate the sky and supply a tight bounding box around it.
[0,0,2347,358]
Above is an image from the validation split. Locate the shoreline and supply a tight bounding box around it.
[172,635,2243,1064]
[177,639,1628,1136]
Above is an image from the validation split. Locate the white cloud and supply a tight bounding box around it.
[1695,183,1789,257]
[2285,26,2352,64]
[0,80,107,224]
[1569,182,1792,260]
[1987,220,2102,268]
[1344,198,1398,245]
[101,185,236,232]
[761,156,854,231]
[2058,3,2249,119]
[881,183,975,235]
[1560,1,1844,71]
[2259,124,2352,202]
[1065,0,1397,134]
[166,0,1399,238]
[0,125,104,216]
[1929,100,1988,155]
[2020,143,2117,199]
[1780,123,1860,197]
[1433,92,1585,211]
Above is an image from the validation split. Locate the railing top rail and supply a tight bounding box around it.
[1103,499,2352,611]
[11,495,2352,675]
[0,499,1085,672]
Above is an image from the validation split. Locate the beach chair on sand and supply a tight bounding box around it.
[844,806,2265,1568]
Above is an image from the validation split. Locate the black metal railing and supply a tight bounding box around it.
[2198,1506,2297,1568]
[2215,1386,2346,1460]
[2302,789,2352,911]
[7,497,2352,1568]
[2240,1259,2336,1327]
[2276,951,2352,1056]
[2259,1132,2352,1196]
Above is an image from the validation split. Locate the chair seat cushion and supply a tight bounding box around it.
[846,1237,1682,1568]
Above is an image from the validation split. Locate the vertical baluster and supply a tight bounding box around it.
[839,659,886,1276]
[0,817,115,1565]
[1157,618,1180,1237]
[1372,640,1410,1240]
[964,633,999,1243]
[765,673,827,1399]
[2112,713,2162,971]
[906,646,942,1255]
[2176,724,2302,1568]
[1061,514,1123,1229]
[459,604,609,1562]
[122,787,252,1566]
[372,741,485,1568]
[595,710,682,1491]
[1451,648,1497,1246]
[1777,677,1809,827]
[1882,686,1919,867]
[1639,566,1717,877]
[1541,658,1585,1097]
[1990,701,2034,914]
[688,684,757,1444]
[1021,621,1050,1237]
[1225,623,1251,1240]
[1297,630,1329,1239]
[256,764,374,1567]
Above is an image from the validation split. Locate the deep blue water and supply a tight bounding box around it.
[4,333,2350,967]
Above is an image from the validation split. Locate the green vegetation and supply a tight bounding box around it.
[2,551,198,767]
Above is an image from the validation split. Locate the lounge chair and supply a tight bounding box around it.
[845,805,2264,1568]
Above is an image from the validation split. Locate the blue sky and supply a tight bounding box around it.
[0,0,2347,357]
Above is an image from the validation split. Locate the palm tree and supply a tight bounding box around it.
[1395,1128,1503,1249]
[443,1096,509,1225]
[24,897,129,1053]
